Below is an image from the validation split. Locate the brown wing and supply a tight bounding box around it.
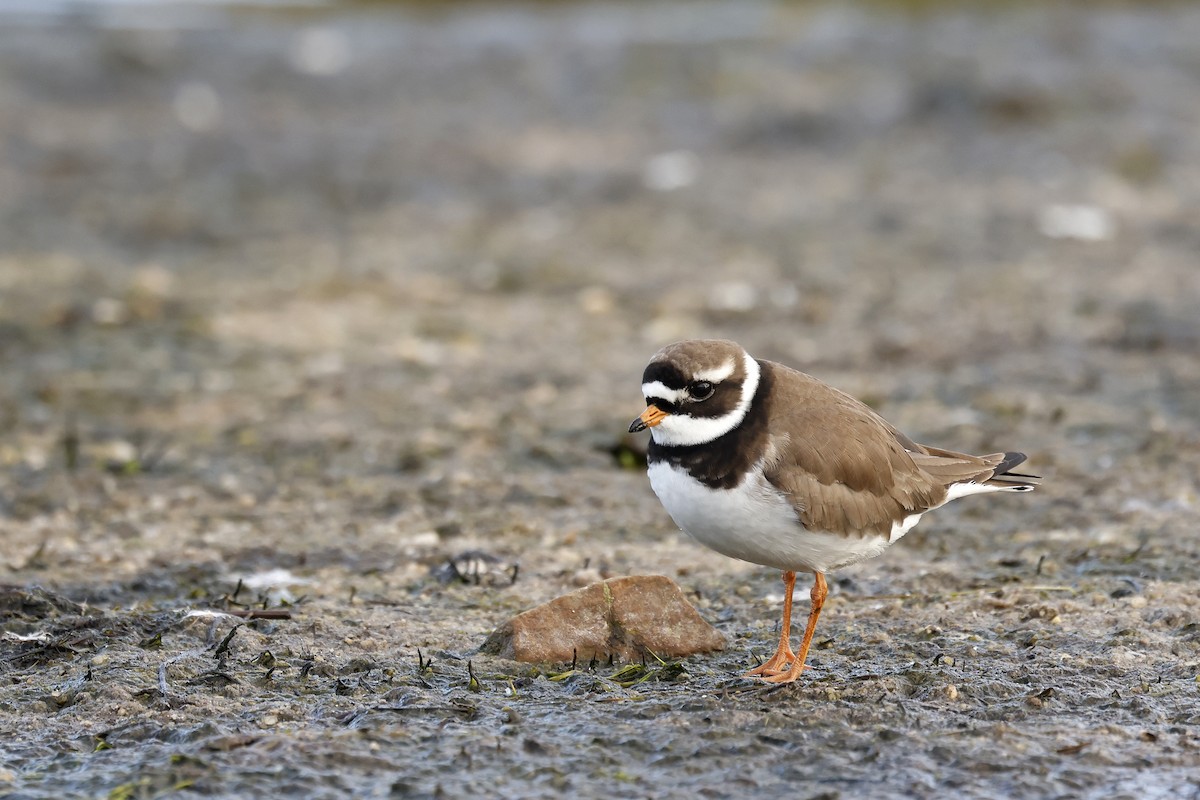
[906,445,1022,486]
[760,364,948,537]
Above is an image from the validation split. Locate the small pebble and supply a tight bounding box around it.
[642,150,698,191]
[577,287,615,315]
[1037,204,1114,242]
[572,568,602,587]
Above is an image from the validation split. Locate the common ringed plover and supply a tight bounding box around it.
[629,339,1040,684]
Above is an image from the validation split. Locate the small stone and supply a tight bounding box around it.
[91,298,129,327]
[1037,204,1114,242]
[571,567,602,587]
[290,27,350,77]
[480,575,725,664]
[707,281,759,313]
[577,286,615,315]
[173,82,222,132]
[642,150,698,192]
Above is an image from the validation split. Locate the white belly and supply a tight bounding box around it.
[647,461,896,574]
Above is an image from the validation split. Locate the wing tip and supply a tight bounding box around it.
[988,451,1041,490]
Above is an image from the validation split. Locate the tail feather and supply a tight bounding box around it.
[984,451,1041,492]
[910,443,1041,495]
[911,447,1035,481]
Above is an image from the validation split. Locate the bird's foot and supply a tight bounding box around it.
[744,648,801,679]
[759,661,810,684]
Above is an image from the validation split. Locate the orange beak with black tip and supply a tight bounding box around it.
[629,404,670,433]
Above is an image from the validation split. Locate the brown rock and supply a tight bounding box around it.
[480,575,725,665]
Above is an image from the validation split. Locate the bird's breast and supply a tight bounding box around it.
[646,461,894,573]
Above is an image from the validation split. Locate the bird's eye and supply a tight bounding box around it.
[688,381,715,401]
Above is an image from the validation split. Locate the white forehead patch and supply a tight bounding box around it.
[641,381,686,405]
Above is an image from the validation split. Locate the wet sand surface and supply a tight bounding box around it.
[2,2,1200,797]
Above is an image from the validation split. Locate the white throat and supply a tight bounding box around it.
[650,352,761,447]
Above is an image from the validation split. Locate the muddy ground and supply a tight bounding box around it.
[2,1,1199,798]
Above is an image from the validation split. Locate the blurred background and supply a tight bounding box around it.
[1,1,1199,796]
[2,0,1196,554]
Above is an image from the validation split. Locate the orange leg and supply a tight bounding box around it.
[762,572,827,684]
[744,571,799,678]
